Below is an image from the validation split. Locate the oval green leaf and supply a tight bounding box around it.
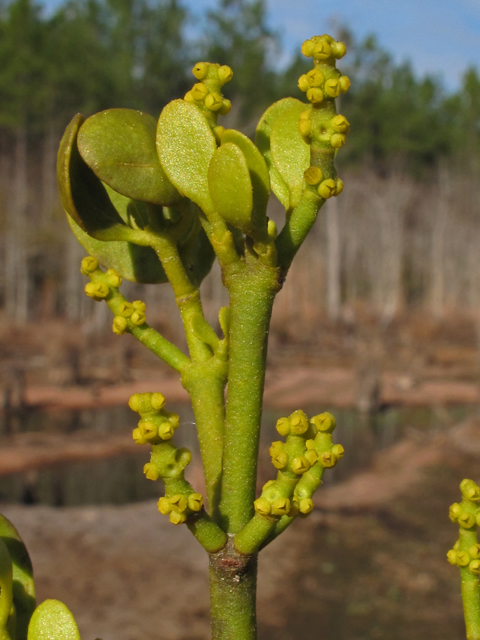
[270,103,310,209]
[0,538,12,640]
[157,100,216,215]
[78,109,180,206]
[220,129,269,230]
[27,600,80,640]
[0,514,35,640]
[208,143,253,234]
[255,98,305,209]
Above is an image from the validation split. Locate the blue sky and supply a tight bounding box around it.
[41,0,480,91]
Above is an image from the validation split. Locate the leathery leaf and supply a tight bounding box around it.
[157,100,216,215]
[0,538,12,640]
[78,109,180,206]
[0,514,35,640]
[57,114,136,242]
[270,102,310,209]
[255,98,305,209]
[27,600,80,640]
[208,142,254,234]
[220,129,269,231]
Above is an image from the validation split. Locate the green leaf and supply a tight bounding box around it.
[157,100,216,215]
[255,98,305,209]
[0,538,12,640]
[67,215,168,284]
[270,102,310,209]
[208,143,253,234]
[0,514,35,640]
[27,600,80,640]
[57,114,130,241]
[78,109,180,206]
[220,129,269,230]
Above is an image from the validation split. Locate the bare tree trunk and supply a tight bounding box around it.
[41,124,58,220]
[431,165,450,319]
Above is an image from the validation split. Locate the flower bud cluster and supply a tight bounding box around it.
[447,479,480,575]
[129,392,180,445]
[158,492,204,525]
[112,300,147,334]
[184,62,233,126]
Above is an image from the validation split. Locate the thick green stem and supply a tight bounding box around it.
[209,538,257,640]
[219,261,280,533]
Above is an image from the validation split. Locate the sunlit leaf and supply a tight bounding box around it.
[27,600,80,640]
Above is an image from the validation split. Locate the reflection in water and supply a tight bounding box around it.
[0,403,472,507]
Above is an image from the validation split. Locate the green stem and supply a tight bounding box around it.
[209,539,257,640]
[219,261,280,533]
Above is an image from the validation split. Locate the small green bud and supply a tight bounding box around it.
[169,495,188,513]
[304,450,318,466]
[298,74,310,92]
[158,422,175,440]
[306,88,324,104]
[192,62,208,80]
[456,550,471,566]
[331,444,345,460]
[117,302,133,317]
[219,99,232,115]
[267,219,278,240]
[318,179,337,199]
[132,427,147,445]
[470,559,480,575]
[254,497,271,516]
[449,503,462,522]
[446,549,457,565]
[106,268,122,288]
[143,462,160,481]
[205,92,224,111]
[304,166,323,186]
[169,512,187,525]
[131,311,146,326]
[306,68,324,87]
[311,412,336,433]
[151,393,166,411]
[167,412,180,429]
[218,65,233,83]
[80,256,98,275]
[275,417,290,436]
[460,479,480,502]
[458,512,476,529]
[191,82,209,101]
[330,133,346,149]
[299,498,314,515]
[289,410,309,435]
[291,456,310,475]
[112,316,128,335]
[158,496,171,515]
[324,78,341,98]
[339,75,351,93]
[272,498,291,516]
[188,493,203,512]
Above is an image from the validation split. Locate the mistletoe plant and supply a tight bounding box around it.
[0,35,350,639]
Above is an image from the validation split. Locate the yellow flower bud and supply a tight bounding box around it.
[271,452,289,470]
[313,40,332,60]
[311,412,336,433]
[143,462,160,481]
[158,496,171,515]
[324,78,341,98]
[299,498,314,515]
[213,126,225,144]
[132,300,146,312]
[192,62,208,80]
[458,512,476,529]
[276,417,291,436]
[291,456,310,475]
[470,559,480,575]
[339,75,351,93]
[112,316,128,335]
[335,178,344,196]
[306,88,324,104]
[269,441,284,455]
[85,282,108,300]
[476,512,480,527]
[139,421,158,441]
[446,549,457,565]
[298,74,310,92]
[331,444,345,460]
[456,550,471,566]
[184,91,195,103]
[306,439,316,450]
[158,422,175,440]
[106,269,122,288]
[290,410,309,435]
[460,479,480,501]
[263,480,275,491]
[304,166,323,186]
[272,498,291,516]
[306,69,324,87]
[129,393,146,413]
[330,133,346,148]
[205,92,223,111]
[150,393,166,411]
[304,450,318,466]
[80,256,98,275]
[169,512,187,525]
[191,82,209,101]
[117,302,133,317]
[320,450,337,468]
[318,179,337,199]
[218,65,233,83]
[331,41,347,59]
[449,502,462,522]
[167,412,180,429]
[254,497,271,516]
[267,219,278,240]
[188,493,203,512]
[331,114,350,133]
[131,311,146,326]
[132,427,146,445]
[298,118,312,138]
[169,494,188,513]
[219,99,232,115]
[470,544,480,559]
[301,39,314,58]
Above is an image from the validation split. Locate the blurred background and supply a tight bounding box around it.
[1,0,480,638]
